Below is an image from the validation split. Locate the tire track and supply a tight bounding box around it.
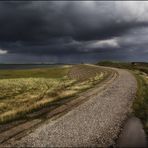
[0,65,113,146]
[3,66,137,147]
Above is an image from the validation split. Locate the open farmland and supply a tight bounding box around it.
[0,65,70,79]
[2,65,138,147]
[0,65,107,124]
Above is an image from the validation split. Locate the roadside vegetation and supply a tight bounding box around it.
[0,65,106,124]
[97,61,148,134]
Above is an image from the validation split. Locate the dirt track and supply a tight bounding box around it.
[3,66,137,147]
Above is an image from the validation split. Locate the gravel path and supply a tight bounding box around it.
[6,67,137,147]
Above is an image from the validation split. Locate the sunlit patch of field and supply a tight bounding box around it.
[0,65,106,124]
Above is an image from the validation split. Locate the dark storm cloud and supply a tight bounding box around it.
[0,1,148,60]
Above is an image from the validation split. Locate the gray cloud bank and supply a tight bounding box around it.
[0,1,148,63]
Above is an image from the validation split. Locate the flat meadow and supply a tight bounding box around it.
[0,65,105,124]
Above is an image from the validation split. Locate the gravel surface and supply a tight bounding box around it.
[7,68,137,147]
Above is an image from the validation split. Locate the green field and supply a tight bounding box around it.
[0,65,106,124]
[0,66,70,79]
[97,61,148,134]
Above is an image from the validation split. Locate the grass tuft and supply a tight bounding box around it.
[0,65,106,124]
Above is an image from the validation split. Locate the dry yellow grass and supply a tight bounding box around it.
[0,66,105,123]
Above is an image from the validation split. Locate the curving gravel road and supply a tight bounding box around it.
[6,67,137,147]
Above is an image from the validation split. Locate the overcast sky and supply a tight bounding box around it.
[0,1,148,63]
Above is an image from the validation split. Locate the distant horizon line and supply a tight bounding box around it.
[0,61,147,65]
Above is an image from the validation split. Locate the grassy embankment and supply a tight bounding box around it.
[0,65,106,124]
[97,61,148,134]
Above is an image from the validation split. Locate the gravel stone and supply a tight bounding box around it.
[7,68,137,147]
